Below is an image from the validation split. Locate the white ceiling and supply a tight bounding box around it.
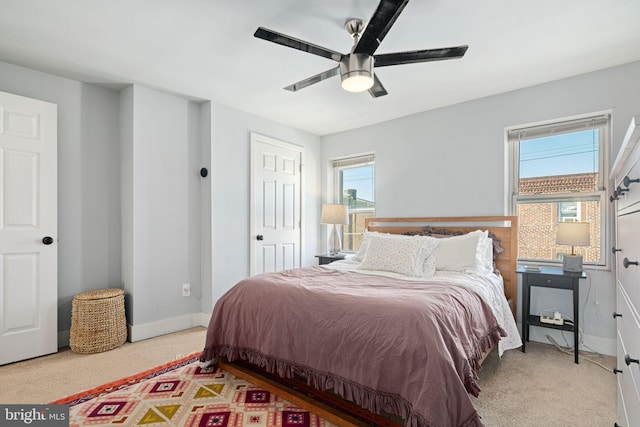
[2,0,639,136]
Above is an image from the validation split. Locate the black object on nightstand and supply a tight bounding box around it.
[518,266,586,364]
[315,253,346,265]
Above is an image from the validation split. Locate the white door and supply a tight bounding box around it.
[250,133,302,275]
[0,91,57,365]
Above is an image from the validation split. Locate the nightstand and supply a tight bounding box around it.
[518,266,586,364]
[315,253,346,265]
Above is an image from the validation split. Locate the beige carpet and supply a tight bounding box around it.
[0,327,208,405]
[473,342,616,426]
[0,327,616,426]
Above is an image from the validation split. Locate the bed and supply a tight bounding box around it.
[200,216,521,427]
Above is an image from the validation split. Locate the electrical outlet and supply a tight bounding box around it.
[181,283,191,297]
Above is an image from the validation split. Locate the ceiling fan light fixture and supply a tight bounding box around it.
[340,53,374,93]
[255,0,468,97]
[341,72,374,92]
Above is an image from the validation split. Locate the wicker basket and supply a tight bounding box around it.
[70,288,127,354]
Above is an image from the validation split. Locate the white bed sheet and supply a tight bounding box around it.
[324,259,522,356]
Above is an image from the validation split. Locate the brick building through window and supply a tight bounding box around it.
[518,173,600,262]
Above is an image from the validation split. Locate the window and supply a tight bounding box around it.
[333,154,375,252]
[508,114,609,265]
[558,201,580,222]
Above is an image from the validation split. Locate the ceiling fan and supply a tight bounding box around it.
[254,0,468,98]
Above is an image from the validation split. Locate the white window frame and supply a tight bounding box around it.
[507,113,610,267]
[333,154,375,253]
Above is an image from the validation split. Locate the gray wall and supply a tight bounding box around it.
[121,85,204,338]
[208,103,322,311]
[321,60,640,354]
[0,59,322,344]
[0,61,122,337]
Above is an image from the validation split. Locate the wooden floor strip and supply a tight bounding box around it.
[219,360,370,427]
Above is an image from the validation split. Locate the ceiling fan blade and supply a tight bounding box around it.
[284,67,341,92]
[353,0,409,56]
[368,75,388,98]
[374,46,468,67]
[254,27,344,62]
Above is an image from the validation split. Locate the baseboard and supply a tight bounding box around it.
[200,312,211,328]
[128,313,205,342]
[58,312,212,348]
[525,326,616,356]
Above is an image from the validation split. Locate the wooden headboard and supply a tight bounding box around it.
[365,216,518,319]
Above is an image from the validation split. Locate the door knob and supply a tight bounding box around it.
[623,257,638,268]
[613,312,622,319]
[612,246,622,254]
[42,236,54,245]
[256,235,264,241]
[625,354,639,365]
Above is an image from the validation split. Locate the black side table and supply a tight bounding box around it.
[315,253,346,265]
[518,266,586,364]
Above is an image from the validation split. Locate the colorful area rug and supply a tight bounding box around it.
[51,353,337,427]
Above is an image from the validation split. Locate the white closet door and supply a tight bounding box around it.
[250,133,302,275]
[0,90,58,365]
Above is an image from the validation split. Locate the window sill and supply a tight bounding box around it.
[517,261,611,273]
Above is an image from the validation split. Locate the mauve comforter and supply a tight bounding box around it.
[201,266,504,427]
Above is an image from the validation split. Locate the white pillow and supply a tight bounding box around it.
[354,230,376,261]
[358,233,439,277]
[435,230,488,274]
[422,242,440,277]
[475,234,495,275]
[354,230,418,261]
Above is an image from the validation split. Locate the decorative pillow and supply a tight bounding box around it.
[355,230,427,261]
[358,233,439,277]
[405,226,504,261]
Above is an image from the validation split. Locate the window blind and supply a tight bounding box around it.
[507,114,610,143]
[332,154,375,169]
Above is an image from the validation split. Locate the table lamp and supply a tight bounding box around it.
[556,222,590,272]
[320,204,349,255]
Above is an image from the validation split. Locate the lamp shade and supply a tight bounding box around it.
[320,204,349,225]
[556,222,590,247]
